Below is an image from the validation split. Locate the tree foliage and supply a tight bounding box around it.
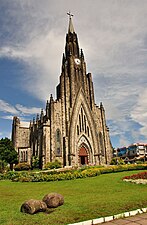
[0,137,18,170]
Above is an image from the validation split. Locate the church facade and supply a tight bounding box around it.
[12,16,113,168]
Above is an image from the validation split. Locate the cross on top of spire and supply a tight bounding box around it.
[67,11,73,19]
[67,11,75,33]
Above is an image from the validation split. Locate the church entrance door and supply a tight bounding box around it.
[79,146,88,165]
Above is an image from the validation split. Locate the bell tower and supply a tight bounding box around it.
[60,12,95,111]
[57,13,112,166]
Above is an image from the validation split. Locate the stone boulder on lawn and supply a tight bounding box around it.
[42,193,64,208]
[21,199,47,214]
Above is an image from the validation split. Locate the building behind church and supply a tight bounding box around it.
[12,16,113,168]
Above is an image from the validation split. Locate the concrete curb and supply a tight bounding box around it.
[67,207,147,225]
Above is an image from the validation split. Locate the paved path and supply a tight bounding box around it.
[103,212,147,225]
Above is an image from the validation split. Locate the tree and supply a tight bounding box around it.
[0,137,18,170]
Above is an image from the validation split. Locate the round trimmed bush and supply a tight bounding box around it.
[14,163,31,171]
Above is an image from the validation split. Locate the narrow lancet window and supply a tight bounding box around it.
[99,132,104,155]
[81,108,84,131]
[84,115,86,133]
[79,115,81,132]
[87,126,89,137]
[55,129,62,156]
[77,125,79,135]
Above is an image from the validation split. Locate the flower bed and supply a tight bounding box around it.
[0,164,147,182]
[123,171,147,180]
[123,171,147,185]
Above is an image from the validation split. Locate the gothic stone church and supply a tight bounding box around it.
[12,16,113,168]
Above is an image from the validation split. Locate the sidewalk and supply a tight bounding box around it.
[68,209,147,225]
[103,212,147,225]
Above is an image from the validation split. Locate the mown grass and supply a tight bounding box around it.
[0,170,147,225]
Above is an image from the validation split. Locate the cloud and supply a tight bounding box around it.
[0,100,18,114]
[16,104,41,115]
[1,114,31,129]
[1,115,14,120]
[0,0,147,147]
[0,46,31,59]
[20,121,30,128]
[1,0,146,102]
[131,89,147,137]
[0,100,41,117]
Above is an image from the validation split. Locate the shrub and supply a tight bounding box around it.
[31,156,40,169]
[0,173,4,180]
[110,157,125,165]
[0,171,19,180]
[44,160,62,169]
[127,164,146,171]
[3,171,18,180]
[18,176,32,182]
[99,167,114,174]
[0,160,8,173]
[136,160,145,164]
[81,169,101,177]
[14,163,31,171]
[4,163,147,182]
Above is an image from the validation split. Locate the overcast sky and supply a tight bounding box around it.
[0,0,147,148]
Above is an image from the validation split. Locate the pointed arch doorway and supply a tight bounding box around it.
[79,145,89,165]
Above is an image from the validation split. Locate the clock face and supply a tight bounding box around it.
[74,58,81,65]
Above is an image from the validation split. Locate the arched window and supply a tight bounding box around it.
[55,129,61,156]
[26,151,28,162]
[23,151,25,162]
[87,126,89,137]
[56,129,60,142]
[99,132,104,155]
[77,125,79,135]
[81,108,84,131]
[79,115,81,132]
[84,115,86,133]
[21,151,23,162]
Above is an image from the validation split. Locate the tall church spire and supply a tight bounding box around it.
[65,12,79,58]
[67,11,75,33]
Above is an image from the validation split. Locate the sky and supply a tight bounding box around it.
[0,0,147,148]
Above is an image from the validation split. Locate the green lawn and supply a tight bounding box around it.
[0,170,147,225]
